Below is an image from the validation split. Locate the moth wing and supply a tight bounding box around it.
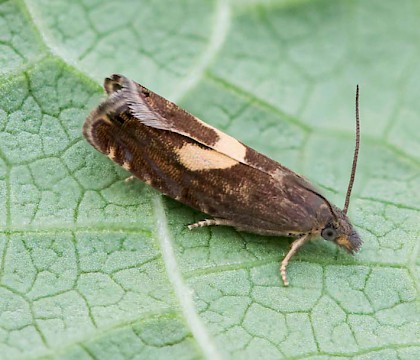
[196,170,326,236]
[115,75,306,182]
[92,75,328,236]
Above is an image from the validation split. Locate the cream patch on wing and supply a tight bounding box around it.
[194,117,247,162]
[176,143,238,171]
[213,129,247,161]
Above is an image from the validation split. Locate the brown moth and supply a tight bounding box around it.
[83,75,362,286]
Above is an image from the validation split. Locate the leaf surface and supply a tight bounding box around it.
[0,0,419,359]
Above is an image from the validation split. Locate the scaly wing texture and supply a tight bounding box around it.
[85,96,324,234]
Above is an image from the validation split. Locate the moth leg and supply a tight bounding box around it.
[124,175,136,183]
[187,218,232,230]
[280,234,310,287]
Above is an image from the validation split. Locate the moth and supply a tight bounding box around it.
[83,74,362,286]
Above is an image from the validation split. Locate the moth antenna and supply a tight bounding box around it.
[343,85,360,214]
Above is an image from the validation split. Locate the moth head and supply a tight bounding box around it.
[321,210,362,254]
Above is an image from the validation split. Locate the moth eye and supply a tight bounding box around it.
[321,227,337,241]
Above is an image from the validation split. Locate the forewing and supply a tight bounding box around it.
[84,90,324,235]
[110,75,313,183]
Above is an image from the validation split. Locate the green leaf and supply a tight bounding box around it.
[1,0,419,359]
